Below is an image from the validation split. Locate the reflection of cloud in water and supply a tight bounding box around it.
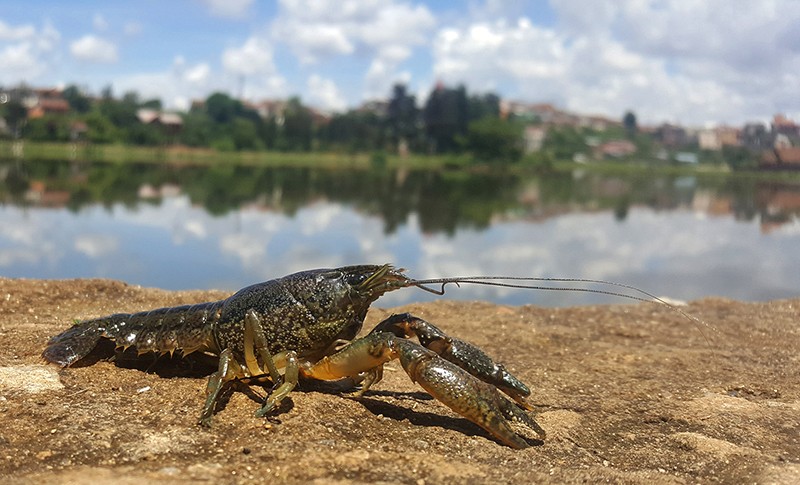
[216,203,397,283]
[0,208,63,268]
[381,208,800,307]
[220,232,268,267]
[123,196,210,244]
[1,202,798,307]
[182,220,208,240]
[774,218,800,235]
[74,234,119,258]
[297,202,344,236]
[0,247,42,267]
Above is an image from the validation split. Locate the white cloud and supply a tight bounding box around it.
[364,57,413,100]
[358,2,434,49]
[609,1,793,68]
[70,34,118,63]
[123,21,142,36]
[220,37,288,100]
[3,0,799,125]
[114,45,287,110]
[0,20,60,83]
[184,62,210,84]
[0,20,36,40]
[222,37,276,76]
[429,2,800,126]
[113,56,214,110]
[200,0,255,19]
[433,19,567,96]
[307,74,347,112]
[1,43,43,79]
[272,0,435,100]
[555,0,800,124]
[275,23,354,64]
[92,14,108,31]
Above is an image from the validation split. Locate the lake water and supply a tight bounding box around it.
[1,159,799,307]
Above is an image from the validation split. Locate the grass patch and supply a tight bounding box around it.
[3,141,800,182]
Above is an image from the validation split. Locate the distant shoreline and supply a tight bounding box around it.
[2,140,797,181]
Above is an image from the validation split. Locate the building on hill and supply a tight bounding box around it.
[760,147,800,170]
[772,114,799,138]
[28,97,70,118]
[136,109,183,135]
[698,126,740,150]
[596,140,637,158]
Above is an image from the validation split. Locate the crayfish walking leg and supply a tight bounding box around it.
[199,310,298,426]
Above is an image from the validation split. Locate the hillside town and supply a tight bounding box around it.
[1,82,799,169]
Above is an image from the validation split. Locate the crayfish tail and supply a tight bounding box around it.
[42,319,105,367]
[42,301,223,367]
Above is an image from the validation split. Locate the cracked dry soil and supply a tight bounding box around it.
[0,277,798,484]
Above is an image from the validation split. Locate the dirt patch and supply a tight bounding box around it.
[0,277,798,484]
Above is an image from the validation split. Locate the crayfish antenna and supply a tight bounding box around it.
[407,275,719,349]
[412,281,460,296]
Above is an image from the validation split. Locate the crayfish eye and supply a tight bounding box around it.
[319,270,344,282]
[344,272,369,287]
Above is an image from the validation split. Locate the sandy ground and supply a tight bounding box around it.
[0,277,798,484]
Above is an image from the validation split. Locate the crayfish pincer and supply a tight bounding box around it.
[43,264,554,448]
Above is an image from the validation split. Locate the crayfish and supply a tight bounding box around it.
[43,264,686,448]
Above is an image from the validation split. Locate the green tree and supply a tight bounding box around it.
[721,145,756,170]
[122,91,140,106]
[320,110,384,152]
[84,111,117,143]
[24,114,70,141]
[543,126,588,160]
[423,84,469,153]
[623,111,637,138]
[62,85,92,113]
[211,136,236,152]
[466,117,523,162]
[205,92,243,124]
[231,118,260,150]
[180,112,214,147]
[126,122,165,146]
[140,98,163,110]
[98,93,138,130]
[387,83,417,151]
[468,93,500,121]
[281,97,313,151]
[258,116,279,149]
[2,99,28,137]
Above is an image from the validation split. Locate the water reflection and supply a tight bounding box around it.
[1,159,798,306]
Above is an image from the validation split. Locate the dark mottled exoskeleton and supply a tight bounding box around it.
[43,264,545,448]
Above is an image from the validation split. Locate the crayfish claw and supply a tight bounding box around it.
[370,314,533,409]
[395,339,544,449]
[300,327,543,448]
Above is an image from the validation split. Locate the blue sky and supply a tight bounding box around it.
[2,0,799,126]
